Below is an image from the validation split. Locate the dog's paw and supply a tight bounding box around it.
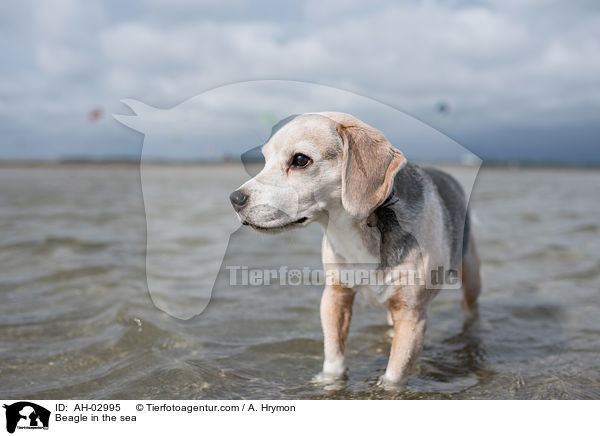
[461,300,480,320]
[313,359,347,385]
[376,373,408,391]
[312,371,343,383]
[312,370,347,391]
[322,359,346,375]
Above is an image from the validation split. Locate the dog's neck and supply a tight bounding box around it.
[319,206,381,265]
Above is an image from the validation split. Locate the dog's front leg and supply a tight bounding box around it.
[319,283,355,378]
[382,298,427,385]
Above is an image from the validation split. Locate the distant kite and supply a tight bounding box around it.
[88,108,103,122]
[435,101,451,115]
[259,111,276,124]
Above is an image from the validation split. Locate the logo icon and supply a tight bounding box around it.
[3,402,50,434]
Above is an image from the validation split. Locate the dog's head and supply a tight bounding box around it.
[230,112,406,232]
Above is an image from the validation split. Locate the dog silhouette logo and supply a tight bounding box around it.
[3,402,50,433]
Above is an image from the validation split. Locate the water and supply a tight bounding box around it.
[1,164,599,399]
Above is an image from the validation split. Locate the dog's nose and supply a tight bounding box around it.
[229,189,249,211]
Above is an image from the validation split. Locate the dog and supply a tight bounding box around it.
[229,112,481,385]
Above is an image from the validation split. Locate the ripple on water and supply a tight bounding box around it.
[2,165,600,399]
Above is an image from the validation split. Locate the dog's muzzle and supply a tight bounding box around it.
[229,189,249,212]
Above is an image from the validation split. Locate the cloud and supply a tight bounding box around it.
[0,0,599,161]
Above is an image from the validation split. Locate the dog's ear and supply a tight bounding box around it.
[337,122,406,220]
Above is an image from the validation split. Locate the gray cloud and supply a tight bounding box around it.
[1,0,599,162]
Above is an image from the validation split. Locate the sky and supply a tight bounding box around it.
[1,0,599,163]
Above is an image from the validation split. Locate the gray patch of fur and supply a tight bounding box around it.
[374,162,425,268]
[422,167,470,268]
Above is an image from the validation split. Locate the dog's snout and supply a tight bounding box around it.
[229,189,249,211]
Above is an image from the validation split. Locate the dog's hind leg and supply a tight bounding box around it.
[461,233,481,319]
[386,310,394,326]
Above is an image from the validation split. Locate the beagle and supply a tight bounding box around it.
[230,112,481,386]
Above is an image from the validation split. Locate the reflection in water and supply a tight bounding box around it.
[436,319,495,386]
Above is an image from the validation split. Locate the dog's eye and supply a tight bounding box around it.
[291,153,312,169]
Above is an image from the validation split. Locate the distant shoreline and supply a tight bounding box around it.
[0,159,598,169]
